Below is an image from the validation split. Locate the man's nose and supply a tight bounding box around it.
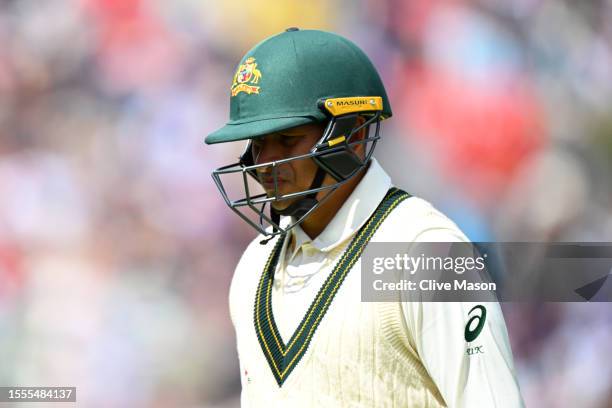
[253,139,283,165]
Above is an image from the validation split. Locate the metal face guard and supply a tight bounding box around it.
[211,111,382,237]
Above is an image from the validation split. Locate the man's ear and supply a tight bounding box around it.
[354,116,367,140]
[350,116,368,158]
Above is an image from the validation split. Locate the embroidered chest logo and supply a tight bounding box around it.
[231,57,262,97]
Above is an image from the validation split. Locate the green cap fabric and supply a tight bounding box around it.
[205,29,392,144]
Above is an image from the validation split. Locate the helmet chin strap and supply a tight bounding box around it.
[259,166,327,245]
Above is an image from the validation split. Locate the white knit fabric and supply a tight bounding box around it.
[229,159,524,407]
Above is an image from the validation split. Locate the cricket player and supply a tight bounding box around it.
[205,28,524,407]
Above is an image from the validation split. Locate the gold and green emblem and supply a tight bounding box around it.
[231,57,262,97]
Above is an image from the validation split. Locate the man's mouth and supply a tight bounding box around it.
[260,177,285,190]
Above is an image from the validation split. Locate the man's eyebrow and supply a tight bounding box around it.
[277,132,304,137]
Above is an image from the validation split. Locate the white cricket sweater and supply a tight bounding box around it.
[229,159,524,407]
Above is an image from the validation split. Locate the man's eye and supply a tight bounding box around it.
[280,137,299,147]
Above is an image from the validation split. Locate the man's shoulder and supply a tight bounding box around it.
[379,192,468,241]
[393,194,455,225]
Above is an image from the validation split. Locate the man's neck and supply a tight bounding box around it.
[299,166,367,240]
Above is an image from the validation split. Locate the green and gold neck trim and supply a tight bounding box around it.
[253,187,411,386]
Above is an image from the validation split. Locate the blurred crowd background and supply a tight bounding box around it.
[1,0,611,406]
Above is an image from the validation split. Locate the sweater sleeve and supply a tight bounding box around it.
[400,228,525,408]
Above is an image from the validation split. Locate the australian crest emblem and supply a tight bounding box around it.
[231,57,262,97]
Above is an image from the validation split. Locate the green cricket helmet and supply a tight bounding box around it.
[206,28,392,240]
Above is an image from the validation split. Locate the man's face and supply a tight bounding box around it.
[251,123,325,211]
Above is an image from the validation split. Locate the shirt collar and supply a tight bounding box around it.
[288,158,392,256]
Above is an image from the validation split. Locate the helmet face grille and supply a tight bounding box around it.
[211,112,382,237]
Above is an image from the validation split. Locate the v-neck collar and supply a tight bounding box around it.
[253,188,411,386]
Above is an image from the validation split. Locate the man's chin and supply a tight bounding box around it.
[270,197,298,213]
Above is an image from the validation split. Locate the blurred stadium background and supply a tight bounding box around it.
[1,0,611,406]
